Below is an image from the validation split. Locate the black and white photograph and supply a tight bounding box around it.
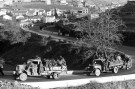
[0,0,135,89]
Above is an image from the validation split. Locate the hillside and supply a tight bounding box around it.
[2,40,135,71]
[2,41,96,70]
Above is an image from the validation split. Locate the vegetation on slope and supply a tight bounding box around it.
[0,17,31,44]
[76,9,123,51]
[2,40,96,70]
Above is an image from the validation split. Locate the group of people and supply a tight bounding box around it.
[98,52,122,62]
[43,56,66,70]
[27,56,66,75]
[97,52,123,71]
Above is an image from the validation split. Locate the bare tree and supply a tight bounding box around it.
[77,10,124,51]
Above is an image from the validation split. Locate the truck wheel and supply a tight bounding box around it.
[94,69,101,76]
[113,67,119,73]
[53,72,60,79]
[19,73,27,81]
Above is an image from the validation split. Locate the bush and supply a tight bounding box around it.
[120,31,135,46]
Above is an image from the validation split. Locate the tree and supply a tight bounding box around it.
[77,10,124,51]
[67,14,77,22]
[0,17,31,44]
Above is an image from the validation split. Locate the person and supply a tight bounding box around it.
[103,58,109,71]
[35,56,41,60]
[116,54,122,61]
[57,56,66,69]
[38,62,44,75]
[0,59,5,76]
[44,59,51,71]
[51,59,57,66]
[102,53,110,71]
[33,64,38,75]
[28,62,36,75]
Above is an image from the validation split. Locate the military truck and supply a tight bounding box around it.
[13,58,67,81]
[85,50,132,76]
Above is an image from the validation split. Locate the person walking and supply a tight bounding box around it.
[0,59,5,76]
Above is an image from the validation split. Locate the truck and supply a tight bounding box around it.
[13,58,67,81]
[85,50,132,76]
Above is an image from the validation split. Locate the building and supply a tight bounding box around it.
[45,0,51,5]
[29,16,41,22]
[4,0,13,5]
[46,9,52,16]
[31,0,39,2]
[91,13,99,19]
[51,8,64,16]
[78,7,89,14]
[0,1,5,8]
[16,15,25,20]
[77,0,84,2]
[60,0,67,5]
[38,9,46,15]
[77,2,84,7]
[20,20,33,29]
[26,9,39,17]
[13,10,27,16]
[3,15,12,20]
[45,16,56,23]
[22,0,31,2]
[0,10,6,16]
